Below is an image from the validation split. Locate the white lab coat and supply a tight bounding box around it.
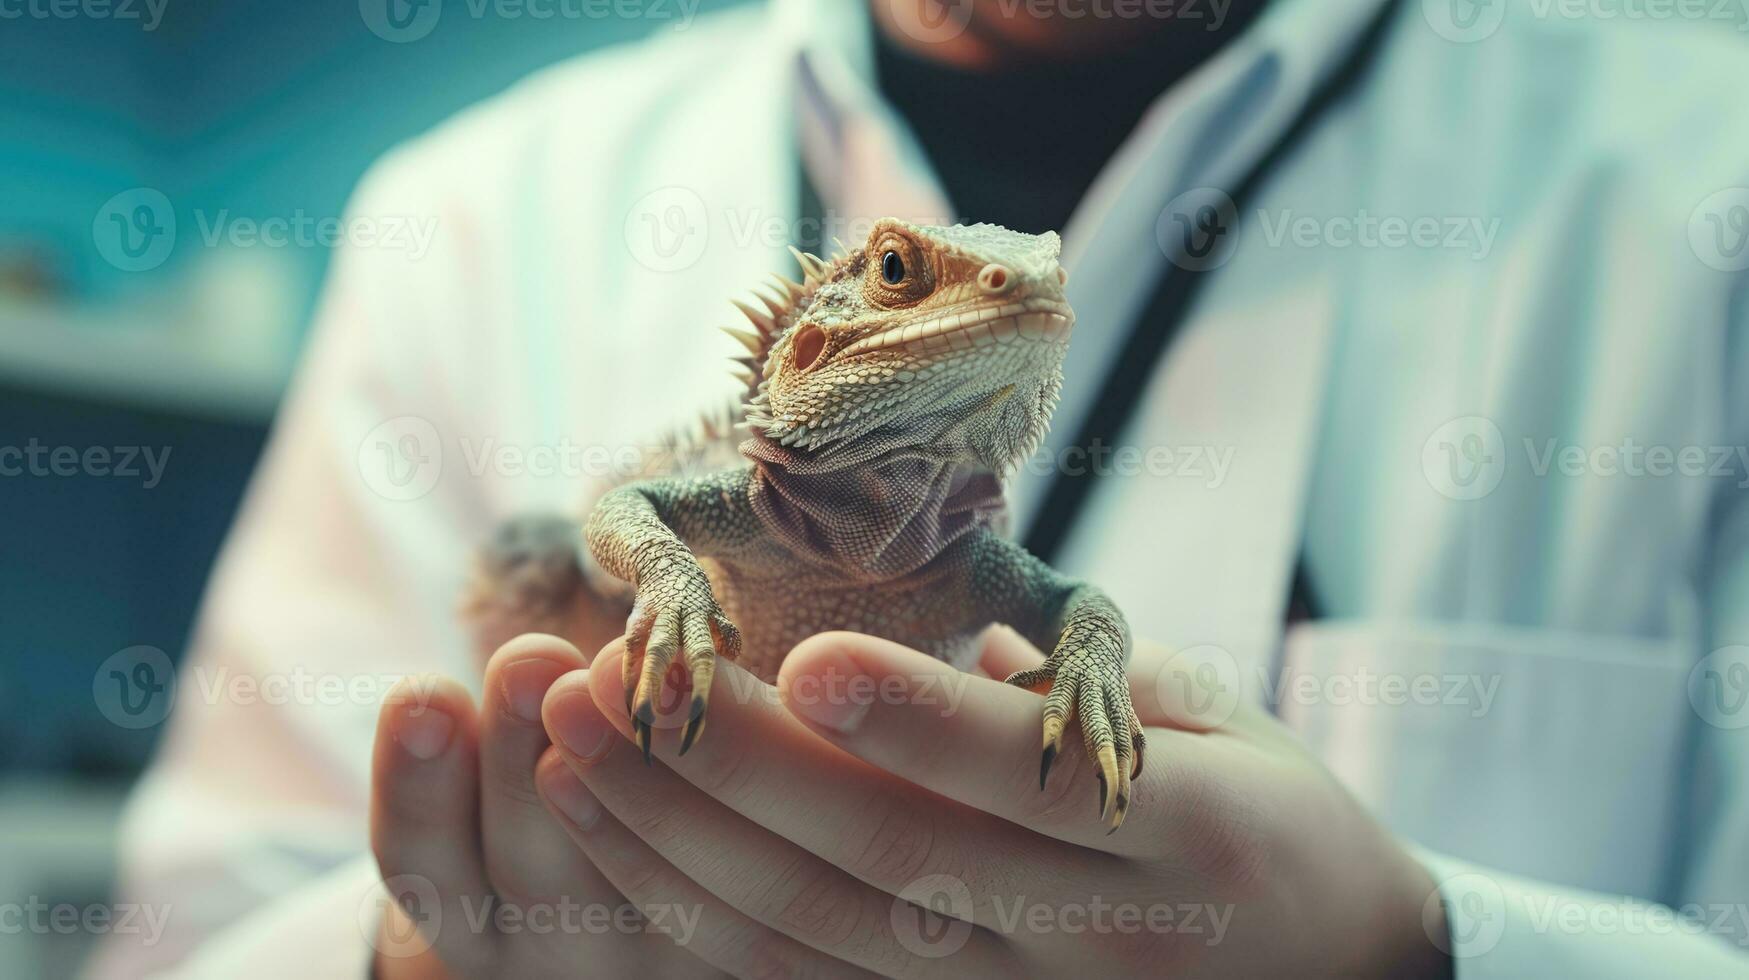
[92,0,1749,976]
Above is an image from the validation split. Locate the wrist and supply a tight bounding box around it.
[1295,782,1453,980]
[1363,837,1454,980]
[631,541,696,584]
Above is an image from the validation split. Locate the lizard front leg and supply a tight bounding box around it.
[585,468,755,758]
[963,532,1145,833]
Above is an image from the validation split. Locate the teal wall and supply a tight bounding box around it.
[0,0,746,323]
[0,0,749,774]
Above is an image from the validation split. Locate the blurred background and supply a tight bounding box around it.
[0,2,739,974]
[5,1,1747,977]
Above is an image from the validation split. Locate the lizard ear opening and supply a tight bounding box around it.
[792,323,826,372]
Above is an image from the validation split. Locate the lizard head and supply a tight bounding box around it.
[737,218,1071,475]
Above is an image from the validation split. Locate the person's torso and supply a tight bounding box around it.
[394,0,1749,901]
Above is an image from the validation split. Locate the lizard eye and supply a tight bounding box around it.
[881,250,905,285]
[864,230,932,307]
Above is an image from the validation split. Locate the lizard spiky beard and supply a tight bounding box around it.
[466,220,1147,832]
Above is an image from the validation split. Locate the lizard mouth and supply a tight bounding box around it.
[838,299,1074,358]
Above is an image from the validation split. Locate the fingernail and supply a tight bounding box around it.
[548,690,613,761]
[501,659,564,724]
[786,664,872,733]
[396,703,454,761]
[542,766,602,830]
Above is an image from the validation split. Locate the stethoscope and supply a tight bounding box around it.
[794,0,1400,572]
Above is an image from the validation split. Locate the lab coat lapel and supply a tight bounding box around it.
[1056,274,1338,694]
[1006,0,1394,533]
[790,3,952,235]
[550,22,802,450]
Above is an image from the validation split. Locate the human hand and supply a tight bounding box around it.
[535,627,1454,978]
[367,634,723,979]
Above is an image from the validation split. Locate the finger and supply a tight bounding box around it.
[479,634,612,899]
[1130,638,1274,734]
[536,750,879,980]
[779,632,1226,857]
[999,636,1264,733]
[566,641,1094,920]
[542,673,1018,979]
[975,624,1046,680]
[370,676,496,973]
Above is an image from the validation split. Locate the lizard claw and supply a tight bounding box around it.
[1038,740,1059,790]
[679,693,708,756]
[632,713,654,765]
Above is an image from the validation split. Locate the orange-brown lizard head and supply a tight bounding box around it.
[736,218,1072,475]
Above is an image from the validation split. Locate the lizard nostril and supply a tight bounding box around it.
[792,323,826,371]
[978,264,1012,295]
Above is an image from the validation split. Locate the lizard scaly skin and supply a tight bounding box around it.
[466,219,1146,831]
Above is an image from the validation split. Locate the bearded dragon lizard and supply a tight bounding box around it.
[466,219,1145,831]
